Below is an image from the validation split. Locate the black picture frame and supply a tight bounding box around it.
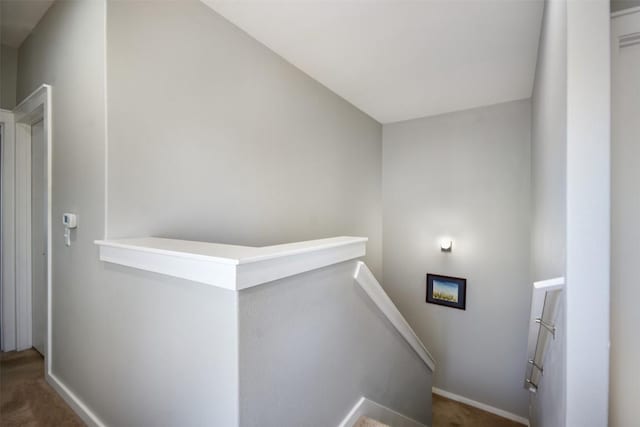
[426,274,467,310]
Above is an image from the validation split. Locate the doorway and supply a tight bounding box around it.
[0,109,16,352]
[0,85,52,368]
[30,119,46,356]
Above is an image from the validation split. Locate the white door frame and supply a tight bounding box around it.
[0,85,52,362]
[1,109,16,351]
[610,6,640,427]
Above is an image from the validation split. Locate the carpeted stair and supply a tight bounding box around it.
[354,416,391,427]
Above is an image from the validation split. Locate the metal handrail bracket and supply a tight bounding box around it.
[523,277,565,393]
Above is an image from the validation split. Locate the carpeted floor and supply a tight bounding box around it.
[0,349,84,427]
[432,393,525,427]
[355,416,389,427]
[1,349,523,427]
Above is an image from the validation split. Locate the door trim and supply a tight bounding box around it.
[0,109,16,351]
[4,85,52,363]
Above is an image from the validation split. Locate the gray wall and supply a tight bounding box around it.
[17,0,108,400]
[17,0,384,425]
[531,1,567,427]
[610,9,640,426]
[106,0,383,278]
[529,0,567,425]
[238,260,432,427]
[382,100,531,417]
[18,1,240,426]
[531,0,567,283]
[1,44,17,109]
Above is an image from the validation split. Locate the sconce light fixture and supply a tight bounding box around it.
[440,238,453,253]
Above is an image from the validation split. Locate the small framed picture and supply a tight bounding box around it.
[426,274,467,310]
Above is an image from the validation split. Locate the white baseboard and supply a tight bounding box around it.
[46,372,106,427]
[432,387,529,426]
[338,396,428,427]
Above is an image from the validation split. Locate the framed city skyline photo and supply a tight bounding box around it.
[426,274,466,310]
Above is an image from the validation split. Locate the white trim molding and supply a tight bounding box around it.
[0,109,17,351]
[46,373,107,427]
[353,261,436,372]
[432,387,529,426]
[1,85,53,354]
[13,85,53,358]
[95,236,367,290]
[611,5,640,19]
[614,9,640,51]
[337,396,427,427]
[619,31,640,48]
[14,115,33,352]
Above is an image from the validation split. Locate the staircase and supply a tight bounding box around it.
[95,236,434,426]
[355,417,390,427]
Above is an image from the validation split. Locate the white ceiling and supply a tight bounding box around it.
[1,0,54,48]
[203,0,544,123]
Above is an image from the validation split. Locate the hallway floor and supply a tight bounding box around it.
[0,350,83,427]
[1,350,523,427]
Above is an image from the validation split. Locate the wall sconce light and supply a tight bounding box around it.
[440,238,453,253]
